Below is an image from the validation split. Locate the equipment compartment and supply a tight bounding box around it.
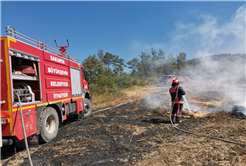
[10,51,41,104]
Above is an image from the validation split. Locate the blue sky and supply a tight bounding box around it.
[1,1,245,72]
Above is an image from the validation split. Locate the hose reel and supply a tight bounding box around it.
[13,83,35,103]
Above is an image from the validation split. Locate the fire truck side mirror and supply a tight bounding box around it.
[90,71,94,83]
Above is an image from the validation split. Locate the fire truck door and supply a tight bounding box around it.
[81,68,89,91]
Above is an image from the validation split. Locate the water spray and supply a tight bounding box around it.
[183,96,192,112]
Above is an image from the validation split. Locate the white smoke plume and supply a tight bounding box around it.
[184,54,245,107]
[144,54,246,113]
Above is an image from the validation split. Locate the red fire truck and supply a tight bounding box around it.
[161,75,176,85]
[1,26,93,146]
[161,75,189,85]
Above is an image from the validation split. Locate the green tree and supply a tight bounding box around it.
[151,48,158,78]
[113,55,126,75]
[103,52,116,71]
[166,53,176,74]
[158,49,165,75]
[82,54,102,74]
[127,58,139,77]
[176,52,187,74]
[97,49,104,62]
[138,52,151,76]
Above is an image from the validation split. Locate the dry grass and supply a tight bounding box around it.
[134,114,246,166]
[136,135,246,166]
[92,91,128,110]
[133,107,246,166]
[92,85,162,111]
[2,148,38,166]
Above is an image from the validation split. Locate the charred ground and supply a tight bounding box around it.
[1,86,246,166]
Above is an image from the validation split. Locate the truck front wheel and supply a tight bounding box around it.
[39,107,59,143]
[84,98,92,117]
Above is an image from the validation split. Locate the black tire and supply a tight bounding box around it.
[84,98,92,117]
[39,107,59,143]
[74,111,84,119]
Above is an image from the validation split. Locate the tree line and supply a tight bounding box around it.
[82,48,188,95]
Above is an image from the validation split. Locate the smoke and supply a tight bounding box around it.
[184,54,245,106]
[143,53,245,113]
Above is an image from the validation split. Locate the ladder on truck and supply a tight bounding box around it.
[5,26,80,63]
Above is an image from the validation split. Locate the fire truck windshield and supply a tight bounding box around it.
[81,68,88,82]
[162,75,175,80]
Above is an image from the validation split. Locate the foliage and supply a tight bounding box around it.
[127,58,139,77]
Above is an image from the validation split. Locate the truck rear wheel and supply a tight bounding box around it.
[39,107,59,143]
[84,98,92,117]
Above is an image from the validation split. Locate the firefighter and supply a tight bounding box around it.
[169,79,186,123]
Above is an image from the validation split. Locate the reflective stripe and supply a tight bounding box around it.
[176,104,181,117]
[171,101,184,104]
[170,86,183,103]
[12,105,36,112]
[36,103,48,107]
[176,89,179,103]
[72,96,83,100]
[1,111,11,118]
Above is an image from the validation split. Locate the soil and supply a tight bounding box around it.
[1,85,246,166]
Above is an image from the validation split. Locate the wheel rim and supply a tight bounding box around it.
[84,103,90,113]
[46,114,55,134]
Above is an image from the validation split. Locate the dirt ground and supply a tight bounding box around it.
[1,85,246,166]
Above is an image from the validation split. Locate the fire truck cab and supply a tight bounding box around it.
[1,26,92,146]
[161,75,176,85]
[161,75,189,86]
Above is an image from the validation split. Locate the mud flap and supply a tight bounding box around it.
[15,134,39,148]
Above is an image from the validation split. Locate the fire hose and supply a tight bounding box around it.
[15,92,33,166]
[169,85,246,146]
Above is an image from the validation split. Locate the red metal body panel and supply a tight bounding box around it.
[47,91,71,101]
[1,38,11,111]
[8,38,44,59]
[69,61,80,68]
[176,76,189,82]
[162,75,176,84]
[44,64,69,77]
[1,37,14,136]
[162,75,189,85]
[72,97,83,114]
[43,53,69,66]
[46,78,70,89]
[42,52,72,103]
[1,111,11,138]
[12,105,37,140]
[2,124,11,137]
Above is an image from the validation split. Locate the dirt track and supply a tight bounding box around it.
[1,85,246,166]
